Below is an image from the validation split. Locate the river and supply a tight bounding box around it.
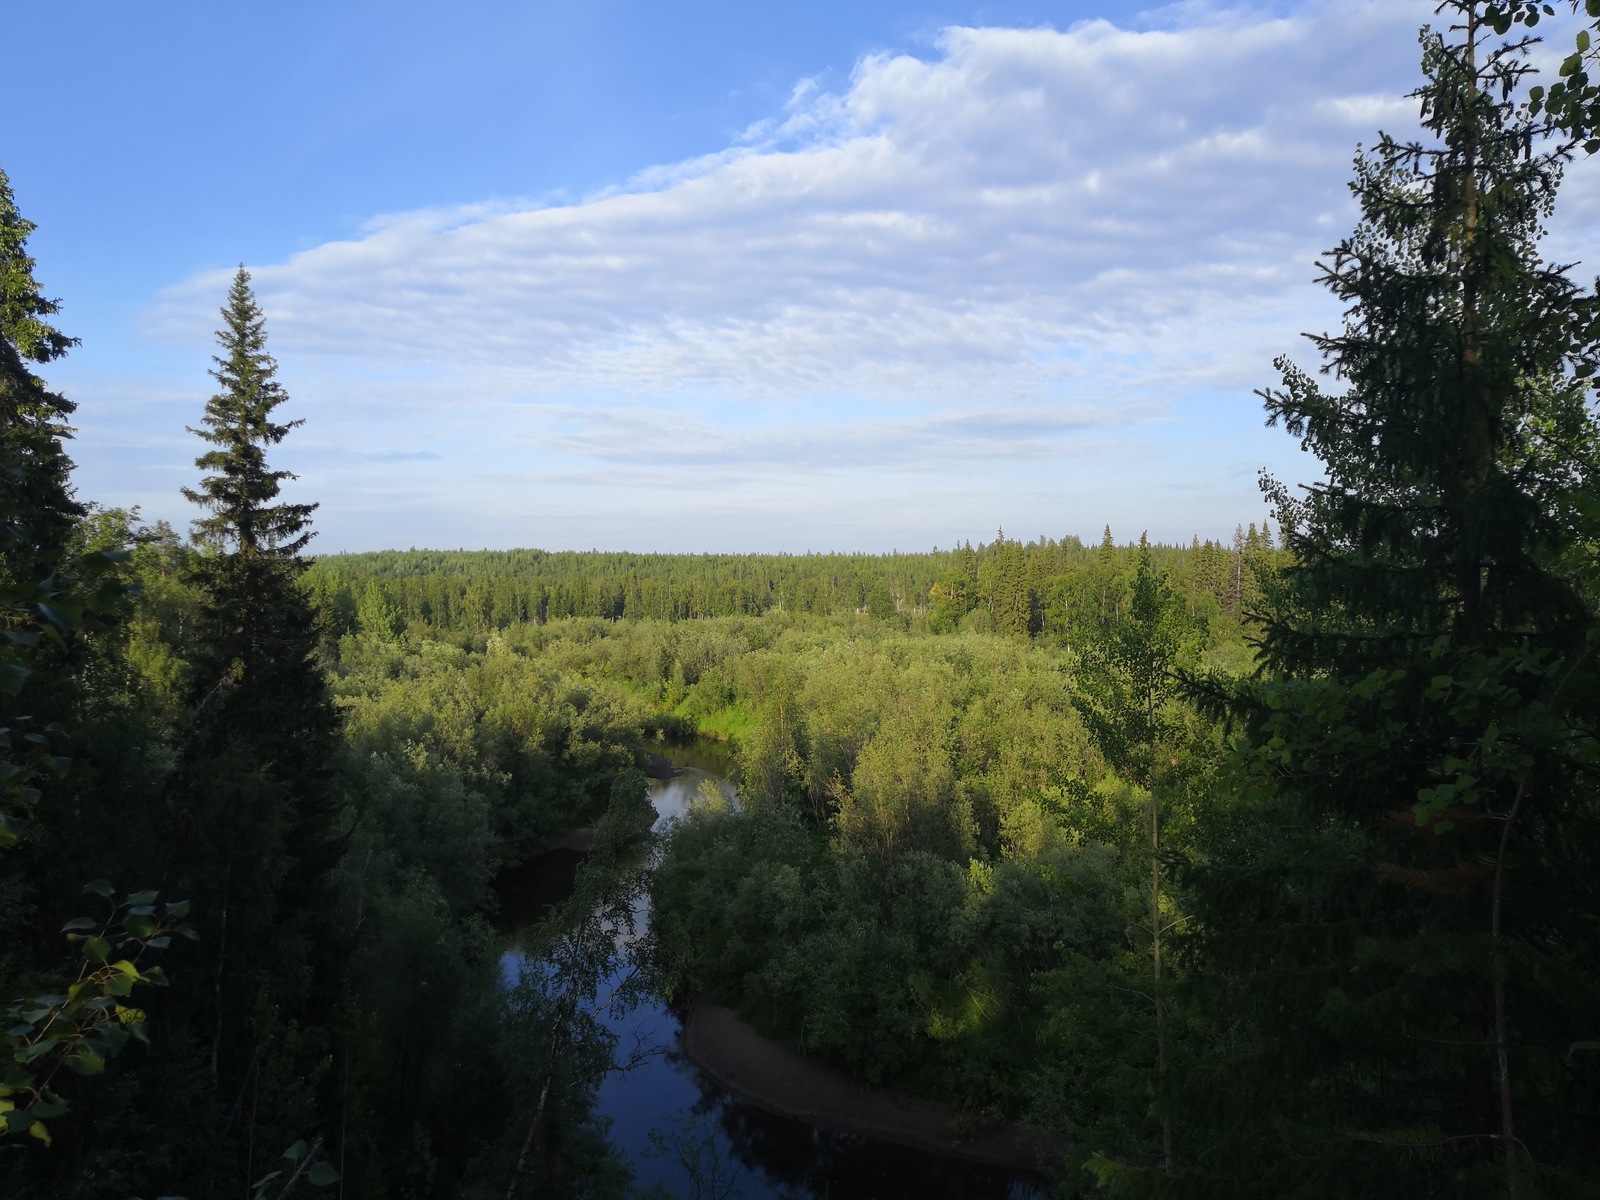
[496,741,1051,1199]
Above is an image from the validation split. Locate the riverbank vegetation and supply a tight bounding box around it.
[6,3,1600,1198]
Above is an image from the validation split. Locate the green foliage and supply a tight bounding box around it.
[249,1136,340,1199]
[0,167,127,852]
[1162,8,1600,1195]
[1073,535,1210,1174]
[1,885,193,1145]
[652,798,1145,1146]
[17,8,1600,1195]
[1492,2,1600,152]
[646,616,1187,1188]
[305,532,1278,648]
[182,266,315,559]
[1074,536,1201,793]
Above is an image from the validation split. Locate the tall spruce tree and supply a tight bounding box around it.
[0,168,83,860]
[183,268,316,558]
[1144,8,1600,1197]
[0,169,196,1162]
[172,268,344,1186]
[1074,535,1201,1173]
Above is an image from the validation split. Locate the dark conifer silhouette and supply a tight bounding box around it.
[1159,8,1600,1197]
[172,268,344,1168]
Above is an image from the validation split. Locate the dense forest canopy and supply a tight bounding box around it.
[304,528,1280,636]
[5,4,1600,1199]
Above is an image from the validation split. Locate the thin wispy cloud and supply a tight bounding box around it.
[529,399,1157,471]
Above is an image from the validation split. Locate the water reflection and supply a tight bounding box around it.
[497,740,1049,1200]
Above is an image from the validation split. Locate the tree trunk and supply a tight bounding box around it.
[1152,785,1172,1172]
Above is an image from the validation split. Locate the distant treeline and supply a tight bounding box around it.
[306,525,1283,637]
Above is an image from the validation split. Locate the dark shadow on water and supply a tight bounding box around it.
[656,736,736,779]
[496,846,586,943]
[700,1066,1050,1199]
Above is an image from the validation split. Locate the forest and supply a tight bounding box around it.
[4,3,1600,1198]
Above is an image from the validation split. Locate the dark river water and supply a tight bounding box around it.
[496,741,1050,1199]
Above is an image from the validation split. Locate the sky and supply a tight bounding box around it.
[8,0,1596,553]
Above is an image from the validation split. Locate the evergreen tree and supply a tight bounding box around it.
[182,268,315,559]
[1090,524,1125,626]
[0,170,79,575]
[1074,534,1201,1173]
[1156,8,1600,1196]
[0,169,192,1161]
[0,167,83,857]
[170,268,345,1187]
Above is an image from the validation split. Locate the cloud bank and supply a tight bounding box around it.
[124,0,1519,551]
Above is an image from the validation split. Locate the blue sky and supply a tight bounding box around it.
[11,0,1593,553]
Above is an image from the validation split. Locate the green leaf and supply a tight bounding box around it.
[164,899,191,919]
[34,602,76,632]
[307,1161,340,1187]
[83,936,110,963]
[125,889,158,908]
[26,1120,51,1146]
[283,1139,310,1162]
[60,917,97,933]
[0,663,30,695]
[93,1023,129,1056]
[83,880,115,899]
[64,1047,104,1076]
[18,1040,56,1064]
[125,913,157,939]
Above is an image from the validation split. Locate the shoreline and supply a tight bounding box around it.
[529,752,684,854]
[677,997,1066,1177]
[644,750,685,781]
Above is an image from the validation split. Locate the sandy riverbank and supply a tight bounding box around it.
[679,998,1066,1176]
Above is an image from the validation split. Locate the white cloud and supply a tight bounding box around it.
[119,0,1591,551]
[149,3,1425,397]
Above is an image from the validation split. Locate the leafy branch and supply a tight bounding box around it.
[0,882,196,1144]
